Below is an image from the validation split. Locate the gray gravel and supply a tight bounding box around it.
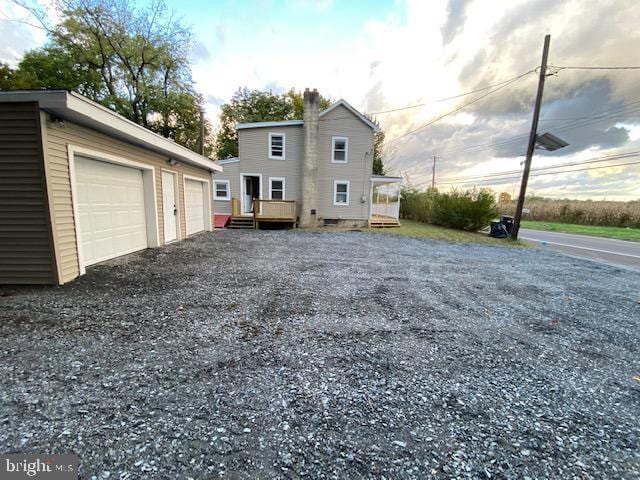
[1,229,639,479]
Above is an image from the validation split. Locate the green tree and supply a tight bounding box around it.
[371,118,386,175]
[285,88,331,119]
[0,63,14,90]
[14,0,212,155]
[214,88,295,159]
[215,88,332,160]
[10,46,102,95]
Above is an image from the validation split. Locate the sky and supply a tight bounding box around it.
[2,0,640,200]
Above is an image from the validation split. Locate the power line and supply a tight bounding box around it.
[433,150,640,183]
[550,65,640,70]
[317,71,539,124]
[435,158,640,186]
[428,101,640,157]
[368,73,538,115]
[381,69,535,147]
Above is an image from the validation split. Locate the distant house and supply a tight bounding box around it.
[213,89,401,229]
[0,90,222,285]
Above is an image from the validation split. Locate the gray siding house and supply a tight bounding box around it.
[213,89,401,228]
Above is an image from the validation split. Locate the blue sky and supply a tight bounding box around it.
[1,0,639,200]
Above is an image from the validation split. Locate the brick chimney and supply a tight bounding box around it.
[300,88,319,227]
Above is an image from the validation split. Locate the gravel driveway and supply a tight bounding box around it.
[1,230,639,479]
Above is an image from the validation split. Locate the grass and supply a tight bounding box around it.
[369,219,525,246]
[521,220,640,242]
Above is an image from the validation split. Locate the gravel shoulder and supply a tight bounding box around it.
[1,230,639,479]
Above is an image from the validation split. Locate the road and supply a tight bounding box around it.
[520,228,640,271]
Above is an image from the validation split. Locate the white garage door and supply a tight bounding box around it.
[185,179,206,235]
[76,156,148,266]
[184,179,206,235]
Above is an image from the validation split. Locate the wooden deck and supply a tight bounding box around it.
[368,215,401,228]
[254,199,297,228]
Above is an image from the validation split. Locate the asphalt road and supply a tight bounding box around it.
[520,228,640,271]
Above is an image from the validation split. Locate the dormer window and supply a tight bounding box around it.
[331,136,348,163]
[269,132,285,160]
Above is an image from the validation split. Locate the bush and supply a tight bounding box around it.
[400,187,498,232]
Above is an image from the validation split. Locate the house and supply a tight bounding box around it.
[0,90,222,285]
[213,89,401,229]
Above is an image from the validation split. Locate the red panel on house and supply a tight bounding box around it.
[214,214,231,229]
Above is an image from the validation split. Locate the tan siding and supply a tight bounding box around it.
[212,161,240,215]
[237,125,304,214]
[234,105,374,221]
[317,104,374,220]
[42,114,211,283]
[0,103,56,284]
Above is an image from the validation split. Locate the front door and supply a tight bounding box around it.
[243,176,260,214]
[162,171,178,243]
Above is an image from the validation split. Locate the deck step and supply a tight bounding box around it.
[228,216,255,229]
[368,218,401,228]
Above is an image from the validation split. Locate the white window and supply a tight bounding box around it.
[333,180,350,206]
[269,177,285,200]
[214,180,230,201]
[269,133,285,160]
[331,136,348,163]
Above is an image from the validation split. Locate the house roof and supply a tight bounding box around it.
[236,119,304,130]
[0,90,222,173]
[235,98,378,132]
[217,157,240,165]
[319,99,378,131]
[371,175,403,184]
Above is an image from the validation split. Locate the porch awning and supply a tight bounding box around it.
[371,175,402,185]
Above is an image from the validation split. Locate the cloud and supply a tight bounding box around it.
[441,0,472,45]
[207,94,225,107]
[0,20,37,65]
[4,0,639,199]
[289,0,335,11]
[191,41,211,63]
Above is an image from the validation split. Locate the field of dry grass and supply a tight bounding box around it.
[500,198,640,228]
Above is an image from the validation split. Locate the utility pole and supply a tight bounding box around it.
[511,34,551,240]
[199,108,206,156]
[431,155,437,189]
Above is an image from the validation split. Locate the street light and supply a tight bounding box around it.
[535,132,569,151]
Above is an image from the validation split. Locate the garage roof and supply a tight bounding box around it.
[0,90,222,173]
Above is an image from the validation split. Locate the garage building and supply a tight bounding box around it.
[0,90,222,285]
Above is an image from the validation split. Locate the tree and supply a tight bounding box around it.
[13,0,212,155]
[214,87,332,159]
[0,63,14,90]
[10,46,103,95]
[285,88,331,119]
[371,118,386,175]
[498,192,512,204]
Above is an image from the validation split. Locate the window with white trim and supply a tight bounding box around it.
[269,177,285,200]
[269,133,285,159]
[331,136,348,163]
[214,180,230,200]
[333,180,350,205]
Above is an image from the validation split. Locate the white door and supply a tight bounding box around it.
[244,176,253,214]
[162,171,178,243]
[75,156,147,266]
[185,179,205,235]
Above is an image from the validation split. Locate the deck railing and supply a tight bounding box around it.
[371,202,400,219]
[231,198,241,216]
[253,199,296,223]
